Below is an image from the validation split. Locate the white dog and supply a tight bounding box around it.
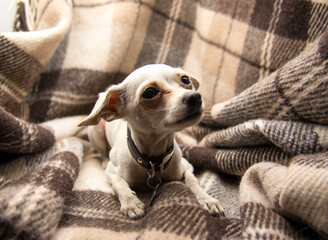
[78,64,224,219]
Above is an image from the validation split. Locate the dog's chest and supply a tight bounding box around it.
[116,153,184,191]
[121,161,149,189]
[105,121,185,190]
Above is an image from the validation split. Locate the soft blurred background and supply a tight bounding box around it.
[0,1,16,32]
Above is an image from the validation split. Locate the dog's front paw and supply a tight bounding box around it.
[120,195,146,219]
[197,196,225,218]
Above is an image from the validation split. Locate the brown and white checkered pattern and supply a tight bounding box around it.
[0,0,327,239]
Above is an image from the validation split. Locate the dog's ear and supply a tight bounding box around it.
[190,76,200,90]
[78,86,123,127]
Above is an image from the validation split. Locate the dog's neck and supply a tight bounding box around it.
[128,124,175,157]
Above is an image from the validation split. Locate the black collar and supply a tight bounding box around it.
[127,127,174,173]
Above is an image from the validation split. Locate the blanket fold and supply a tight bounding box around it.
[0,106,55,154]
[0,138,82,239]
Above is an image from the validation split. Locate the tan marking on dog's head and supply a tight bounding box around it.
[176,71,200,90]
[138,81,173,111]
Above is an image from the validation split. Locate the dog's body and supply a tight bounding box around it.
[79,64,224,219]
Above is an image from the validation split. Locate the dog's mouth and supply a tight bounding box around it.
[163,108,203,130]
[176,109,203,124]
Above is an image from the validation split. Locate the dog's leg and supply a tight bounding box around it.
[182,158,225,217]
[87,120,109,157]
[106,167,146,219]
[41,115,87,140]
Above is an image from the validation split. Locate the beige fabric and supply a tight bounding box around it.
[0,0,327,239]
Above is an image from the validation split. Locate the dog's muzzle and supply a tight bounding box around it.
[176,92,203,124]
[182,92,202,109]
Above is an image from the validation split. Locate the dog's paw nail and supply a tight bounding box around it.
[209,204,225,217]
[199,197,225,218]
[127,209,143,219]
[121,197,146,219]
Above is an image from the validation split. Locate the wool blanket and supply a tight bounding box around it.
[0,0,327,239]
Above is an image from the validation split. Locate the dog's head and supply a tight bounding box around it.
[78,64,204,133]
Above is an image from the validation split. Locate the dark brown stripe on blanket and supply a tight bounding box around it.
[0,35,42,118]
[235,0,315,94]
[220,218,242,238]
[211,0,239,105]
[241,202,321,239]
[308,3,328,42]
[14,2,29,31]
[261,120,324,154]
[199,0,239,17]
[0,106,55,154]
[204,31,328,127]
[274,1,311,40]
[279,152,328,238]
[202,119,327,155]
[165,0,196,67]
[29,69,126,122]
[0,186,63,240]
[235,31,272,94]
[250,0,310,40]
[136,0,195,67]
[318,29,328,58]
[61,183,224,239]
[43,33,70,72]
[202,121,272,148]
[135,1,173,66]
[180,145,290,176]
[16,151,80,197]
[293,151,328,169]
[199,0,257,24]
[180,145,220,171]
[0,176,11,190]
[0,35,41,83]
[0,150,80,239]
[73,0,142,8]
[250,0,275,31]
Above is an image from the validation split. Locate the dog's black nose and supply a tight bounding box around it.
[182,92,202,108]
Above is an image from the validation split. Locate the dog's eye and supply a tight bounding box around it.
[142,87,159,99]
[181,75,191,85]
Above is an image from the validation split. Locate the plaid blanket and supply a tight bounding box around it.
[0,0,327,239]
